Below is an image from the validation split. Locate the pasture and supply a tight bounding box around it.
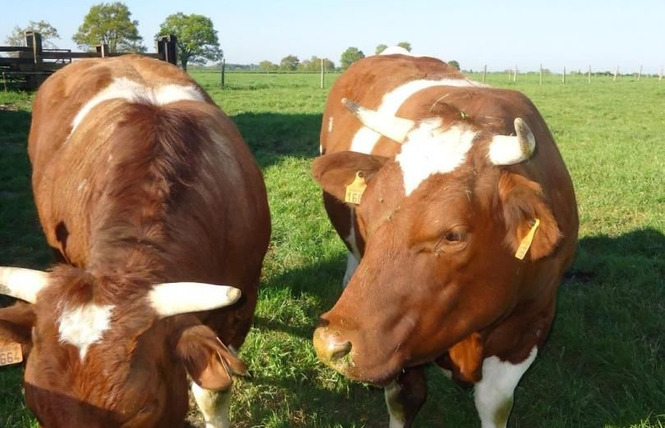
[0,70,664,427]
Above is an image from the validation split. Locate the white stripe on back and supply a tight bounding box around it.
[71,77,205,133]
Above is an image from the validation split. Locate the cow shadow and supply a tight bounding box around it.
[231,112,322,169]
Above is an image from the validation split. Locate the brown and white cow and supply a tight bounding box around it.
[0,55,270,427]
[311,52,578,427]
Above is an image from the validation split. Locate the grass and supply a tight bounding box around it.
[0,71,664,427]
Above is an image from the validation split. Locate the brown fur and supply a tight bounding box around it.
[1,55,270,427]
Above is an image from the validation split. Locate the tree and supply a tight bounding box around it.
[297,56,335,72]
[448,60,460,70]
[397,41,412,52]
[259,60,278,72]
[5,20,60,49]
[375,44,388,55]
[340,47,365,70]
[158,13,223,71]
[73,2,144,53]
[279,55,299,71]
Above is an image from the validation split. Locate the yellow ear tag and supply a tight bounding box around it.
[0,342,23,366]
[344,172,367,205]
[515,219,540,260]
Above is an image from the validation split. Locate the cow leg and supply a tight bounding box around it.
[384,366,427,428]
[191,382,232,428]
[473,347,538,428]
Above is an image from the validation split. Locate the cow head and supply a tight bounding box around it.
[312,102,561,385]
[0,266,245,427]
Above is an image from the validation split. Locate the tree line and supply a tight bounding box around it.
[5,5,461,73]
[4,1,221,71]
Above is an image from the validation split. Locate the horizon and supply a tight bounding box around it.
[1,0,663,74]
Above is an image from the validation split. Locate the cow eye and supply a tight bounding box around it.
[433,227,468,255]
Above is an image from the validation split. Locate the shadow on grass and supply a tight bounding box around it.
[231,112,322,168]
[0,109,31,143]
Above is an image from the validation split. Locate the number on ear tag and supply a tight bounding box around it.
[345,172,367,205]
[0,343,23,366]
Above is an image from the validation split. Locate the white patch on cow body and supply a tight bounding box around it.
[58,303,114,359]
[396,120,477,195]
[474,347,538,428]
[71,77,205,133]
[349,77,485,154]
[191,377,232,428]
[384,380,407,428]
[380,46,412,56]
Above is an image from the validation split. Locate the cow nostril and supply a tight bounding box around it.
[330,340,352,360]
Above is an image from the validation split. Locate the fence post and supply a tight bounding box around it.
[660,66,663,81]
[96,44,109,58]
[637,65,642,81]
[220,58,225,87]
[613,65,619,81]
[539,64,543,85]
[588,65,591,84]
[157,34,178,65]
[482,65,487,84]
[513,66,517,83]
[25,31,43,67]
[320,58,324,89]
[562,67,566,84]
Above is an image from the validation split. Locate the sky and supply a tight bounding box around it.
[1,0,663,74]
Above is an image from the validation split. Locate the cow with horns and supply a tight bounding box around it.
[312,52,578,427]
[0,55,270,427]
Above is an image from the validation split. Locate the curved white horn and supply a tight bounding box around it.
[342,98,415,143]
[487,117,536,165]
[148,282,242,318]
[0,267,49,303]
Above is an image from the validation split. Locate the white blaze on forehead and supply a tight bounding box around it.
[71,77,205,133]
[58,303,114,359]
[396,120,477,195]
[350,78,485,154]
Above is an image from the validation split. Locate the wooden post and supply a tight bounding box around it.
[614,65,619,81]
[157,34,178,65]
[220,58,225,87]
[320,58,324,89]
[513,66,517,83]
[2,72,6,91]
[95,44,108,58]
[25,31,43,67]
[637,65,642,81]
[588,65,591,84]
[539,64,543,85]
[660,66,663,81]
[562,67,566,84]
[482,65,487,83]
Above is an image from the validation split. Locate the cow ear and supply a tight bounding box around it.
[312,151,389,203]
[498,171,562,261]
[176,325,247,391]
[0,302,36,355]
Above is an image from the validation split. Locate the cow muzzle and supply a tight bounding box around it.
[313,326,353,370]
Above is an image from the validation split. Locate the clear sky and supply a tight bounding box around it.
[2,0,663,74]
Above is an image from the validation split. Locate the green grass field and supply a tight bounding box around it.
[0,70,663,428]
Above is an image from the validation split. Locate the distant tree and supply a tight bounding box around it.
[73,2,145,53]
[5,20,60,49]
[158,13,223,71]
[297,56,335,72]
[340,47,365,70]
[259,60,278,72]
[448,60,460,70]
[279,55,299,71]
[397,41,412,52]
[375,44,388,55]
